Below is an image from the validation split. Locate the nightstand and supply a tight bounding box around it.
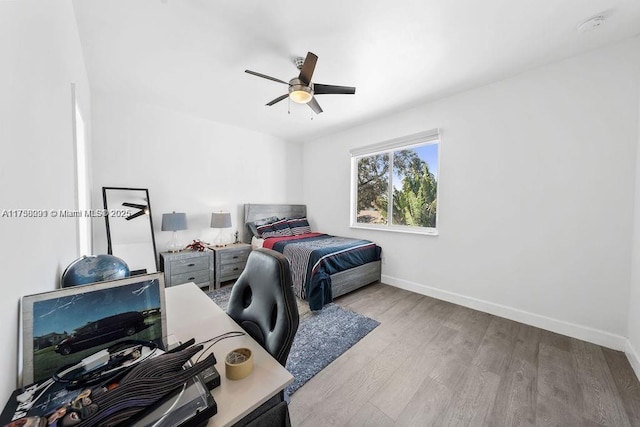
[211,243,252,288]
[160,250,214,291]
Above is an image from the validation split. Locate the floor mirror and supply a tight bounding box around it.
[102,187,158,275]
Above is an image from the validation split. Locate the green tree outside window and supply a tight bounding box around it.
[354,138,438,231]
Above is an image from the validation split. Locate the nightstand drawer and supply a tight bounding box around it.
[170,256,210,275]
[220,249,250,264]
[171,269,211,286]
[219,262,246,281]
[160,250,214,290]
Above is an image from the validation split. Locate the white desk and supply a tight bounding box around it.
[165,283,293,427]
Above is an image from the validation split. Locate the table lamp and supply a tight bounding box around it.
[161,211,188,252]
[211,212,232,247]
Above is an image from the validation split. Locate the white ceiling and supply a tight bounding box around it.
[72,0,640,143]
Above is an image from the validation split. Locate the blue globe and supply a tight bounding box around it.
[61,254,130,288]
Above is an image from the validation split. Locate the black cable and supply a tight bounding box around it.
[166,337,196,353]
[194,331,246,363]
[197,331,245,346]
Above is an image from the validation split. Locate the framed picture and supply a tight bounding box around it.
[20,273,167,386]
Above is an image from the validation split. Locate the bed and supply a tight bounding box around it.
[243,204,381,310]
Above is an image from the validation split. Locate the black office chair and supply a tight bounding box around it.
[227,249,299,427]
[227,248,299,367]
[243,401,291,427]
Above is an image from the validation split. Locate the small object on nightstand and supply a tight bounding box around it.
[185,239,207,252]
[234,231,239,244]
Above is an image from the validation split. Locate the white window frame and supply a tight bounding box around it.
[72,83,92,256]
[350,129,440,235]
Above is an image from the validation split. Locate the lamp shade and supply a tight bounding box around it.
[210,212,232,228]
[161,212,188,232]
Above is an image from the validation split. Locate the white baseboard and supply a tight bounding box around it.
[625,339,640,381]
[382,274,628,352]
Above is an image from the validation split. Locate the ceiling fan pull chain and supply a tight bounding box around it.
[288,98,291,115]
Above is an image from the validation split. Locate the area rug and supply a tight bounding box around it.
[207,286,379,394]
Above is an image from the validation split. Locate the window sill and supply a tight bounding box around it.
[350,223,439,236]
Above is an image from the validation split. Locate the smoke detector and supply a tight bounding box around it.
[577,16,605,32]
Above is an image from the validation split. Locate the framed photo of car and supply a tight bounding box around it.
[19,272,167,386]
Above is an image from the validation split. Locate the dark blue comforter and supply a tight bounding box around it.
[268,234,381,310]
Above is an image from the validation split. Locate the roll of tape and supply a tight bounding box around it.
[225,348,253,380]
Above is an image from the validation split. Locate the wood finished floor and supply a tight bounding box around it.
[288,283,640,426]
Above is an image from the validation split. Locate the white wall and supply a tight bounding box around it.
[304,37,640,350]
[629,82,640,377]
[90,93,303,257]
[0,0,91,401]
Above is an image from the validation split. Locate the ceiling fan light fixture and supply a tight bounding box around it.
[290,90,313,104]
[288,80,313,104]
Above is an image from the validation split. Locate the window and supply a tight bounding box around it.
[350,129,439,234]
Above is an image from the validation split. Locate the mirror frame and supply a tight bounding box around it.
[102,186,159,273]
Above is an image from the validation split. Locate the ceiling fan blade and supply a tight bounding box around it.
[266,94,289,106]
[126,210,146,221]
[298,52,318,86]
[313,84,356,95]
[245,70,289,85]
[122,202,146,209]
[308,97,323,114]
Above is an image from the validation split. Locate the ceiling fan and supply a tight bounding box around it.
[245,52,356,114]
[122,202,148,221]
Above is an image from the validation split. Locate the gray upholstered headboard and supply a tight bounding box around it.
[243,204,307,243]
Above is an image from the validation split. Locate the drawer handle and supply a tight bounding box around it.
[187,263,195,267]
[232,256,239,259]
[233,267,239,271]
[188,277,195,281]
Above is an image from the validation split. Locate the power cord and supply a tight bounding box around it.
[194,331,246,363]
